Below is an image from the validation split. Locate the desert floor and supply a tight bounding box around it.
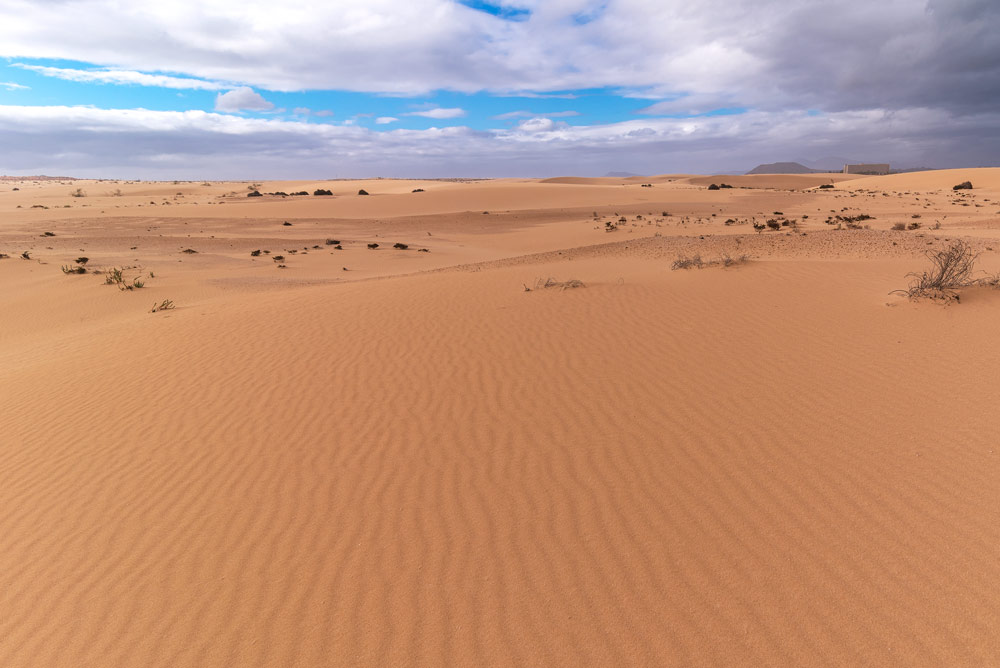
[2,169,999,666]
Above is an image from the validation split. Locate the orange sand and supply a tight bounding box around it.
[1,170,999,666]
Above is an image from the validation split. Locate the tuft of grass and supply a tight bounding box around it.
[151,299,175,313]
[61,264,87,274]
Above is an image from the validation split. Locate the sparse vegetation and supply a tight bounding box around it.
[707,184,721,191]
[313,189,333,196]
[61,264,87,274]
[20,251,30,259]
[104,266,146,290]
[70,188,86,197]
[892,222,907,231]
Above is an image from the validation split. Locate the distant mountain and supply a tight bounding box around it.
[604,171,640,178]
[746,162,820,175]
[797,156,857,171]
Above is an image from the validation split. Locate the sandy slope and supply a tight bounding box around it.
[1,169,999,667]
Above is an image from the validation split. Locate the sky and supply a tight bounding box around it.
[0,0,998,178]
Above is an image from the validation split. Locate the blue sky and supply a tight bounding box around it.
[0,0,997,178]
[2,57,733,132]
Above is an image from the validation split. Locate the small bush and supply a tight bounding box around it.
[247,190,263,197]
[61,265,86,274]
[895,240,978,301]
[75,257,89,265]
[892,222,907,231]
[412,188,424,193]
[325,239,340,245]
[908,221,922,230]
[393,242,409,250]
[765,219,781,231]
[250,249,261,256]
[671,255,703,270]
[20,251,30,259]
[707,184,720,191]
[70,188,86,197]
[367,243,379,249]
[524,277,585,291]
[313,189,333,196]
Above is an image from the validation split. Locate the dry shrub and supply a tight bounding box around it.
[672,253,749,270]
[896,240,978,301]
[524,277,585,291]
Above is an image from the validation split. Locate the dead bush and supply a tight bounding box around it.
[895,240,978,301]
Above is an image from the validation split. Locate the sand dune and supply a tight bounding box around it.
[2,169,999,666]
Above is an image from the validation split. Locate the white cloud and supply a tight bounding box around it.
[406,107,466,119]
[376,116,399,124]
[12,63,225,90]
[0,0,993,125]
[494,109,578,119]
[215,87,275,112]
[0,82,30,91]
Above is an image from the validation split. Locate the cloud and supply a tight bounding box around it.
[493,109,578,119]
[292,107,334,117]
[214,87,274,112]
[0,0,995,122]
[2,103,997,180]
[12,63,225,90]
[376,116,399,124]
[1,82,29,91]
[406,107,466,119]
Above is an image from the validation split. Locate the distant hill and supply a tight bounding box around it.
[746,162,823,175]
[604,171,640,178]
